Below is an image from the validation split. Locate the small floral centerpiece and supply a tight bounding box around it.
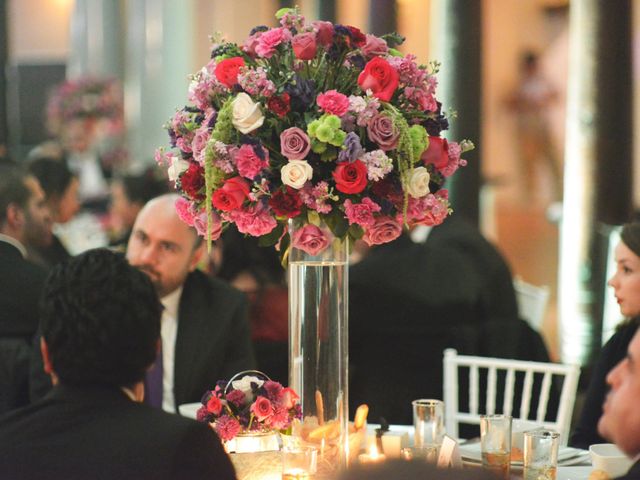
[157,7,473,257]
[46,76,124,137]
[196,373,302,442]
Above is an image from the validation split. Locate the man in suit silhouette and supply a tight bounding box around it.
[0,249,235,480]
[0,164,51,413]
[125,194,255,411]
[597,329,640,479]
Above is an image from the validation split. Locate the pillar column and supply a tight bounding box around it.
[430,0,482,226]
[559,0,632,364]
[368,0,396,36]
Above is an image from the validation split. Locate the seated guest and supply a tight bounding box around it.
[571,223,640,448]
[0,249,235,479]
[26,157,80,269]
[30,194,255,410]
[217,227,288,384]
[0,165,49,413]
[109,168,168,250]
[596,328,640,479]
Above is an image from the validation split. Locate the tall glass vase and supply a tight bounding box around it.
[287,219,349,476]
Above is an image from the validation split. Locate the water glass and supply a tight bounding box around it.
[412,399,445,449]
[480,414,512,480]
[400,445,439,463]
[282,445,317,480]
[524,429,560,480]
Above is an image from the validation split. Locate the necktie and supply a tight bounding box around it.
[145,343,163,408]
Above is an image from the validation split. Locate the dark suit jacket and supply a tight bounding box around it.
[30,270,256,408]
[0,384,236,480]
[0,240,47,413]
[173,270,255,408]
[0,240,47,337]
[617,460,640,480]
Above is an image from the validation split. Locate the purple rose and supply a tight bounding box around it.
[291,224,330,256]
[280,127,311,160]
[337,132,364,163]
[367,113,400,151]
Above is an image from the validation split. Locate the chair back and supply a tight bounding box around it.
[443,349,579,445]
[513,277,550,331]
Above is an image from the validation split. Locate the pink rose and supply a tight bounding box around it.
[251,396,273,421]
[316,90,350,117]
[361,34,388,59]
[242,31,262,57]
[362,216,402,246]
[206,395,223,415]
[291,224,330,256]
[367,113,399,151]
[280,127,311,160]
[191,126,210,163]
[292,32,317,60]
[215,415,241,442]
[280,387,300,410]
[255,27,292,58]
[193,209,222,241]
[235,144,269,179]
[312,21,334,46]
[344,198,381,228]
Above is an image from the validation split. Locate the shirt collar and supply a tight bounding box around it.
[410,225,433,244]
[161,285,183,319]
[0,233,27,258]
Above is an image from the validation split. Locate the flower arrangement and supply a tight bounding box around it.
[46,76,124,136]
[158,7,473,256]
[196,373,302,442]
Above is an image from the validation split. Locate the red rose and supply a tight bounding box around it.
[347,26,367,47]
[267,93,291,118]
[357,57,399,102]
[206,395,223,415]
[421,136,449,170]
[214,57,245,88]
[292,32,317,60]
[180,162,205,200]
[211,176,250,211]
[269,187,302,218]
[333,160,368,194]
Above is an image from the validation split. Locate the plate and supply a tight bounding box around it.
[178,402,201,419]
[459,443,588,466]
[557,466,593,480]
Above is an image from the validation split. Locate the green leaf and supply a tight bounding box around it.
[381,32,405,48]
[258,223,284,247]
[324,209,349,238]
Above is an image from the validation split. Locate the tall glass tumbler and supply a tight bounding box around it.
[523,429,560,480]
[412,399,445,449]
[480,414,512,480]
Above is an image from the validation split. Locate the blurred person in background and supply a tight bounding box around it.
[26,157,80,269]
[0,164,50,413]
[108,168,168,250]
[570,223,640,448]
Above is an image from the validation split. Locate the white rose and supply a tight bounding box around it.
[406,166,431,198]
[167,157,190,182]
[231,92,265,134]
[231,375,264,402]
[281,160,313,189]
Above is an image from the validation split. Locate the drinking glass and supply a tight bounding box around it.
[412,399,445,449]
[282,445,317,480]
[480,414,512,480]
[524,429,560,480]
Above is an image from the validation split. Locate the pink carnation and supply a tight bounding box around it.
[226,389,246,407]
[235,144,269,179]
[263,380,283,401]
[344,198,381,228]
[175,198,222,241]
[362,216,402,246]
[316,90,350,117]
[255,28,292,58]
[269,406,291,430]
[226,204,277,237]
[215,415,241,442]
[409,190,451,226]
[291,224,330,256]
